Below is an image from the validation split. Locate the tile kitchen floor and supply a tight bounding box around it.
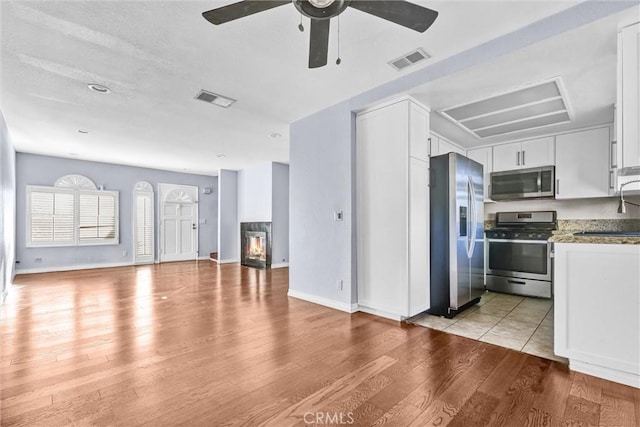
[410,292,567,363]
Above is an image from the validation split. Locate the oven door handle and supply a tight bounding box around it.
[486,239,550,244]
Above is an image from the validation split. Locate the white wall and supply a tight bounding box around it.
[485,196,640,220]
[0,109,16,303]
[272,162,289,266]
[289,101,355,307]
[217,169,239,263]
[238,163,273,222]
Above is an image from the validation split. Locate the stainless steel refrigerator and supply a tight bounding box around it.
[428,152,484,318]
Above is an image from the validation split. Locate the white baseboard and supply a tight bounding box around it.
[287,289,358,313]
[356,305,404,322]
[570,360,640,389]
[271,262,289,269]
[217,259,239,264]
[197,256,211,261]
[15,261,133,275]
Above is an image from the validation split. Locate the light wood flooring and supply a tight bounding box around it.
[1,262,639,426]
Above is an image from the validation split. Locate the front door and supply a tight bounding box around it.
[158,183,198,262]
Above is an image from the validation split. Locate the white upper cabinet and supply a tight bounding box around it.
[616,22,640,171]
[466,146,493,201]
[430,133,465,157]
[555,127,611,199]
[492,137,555,172]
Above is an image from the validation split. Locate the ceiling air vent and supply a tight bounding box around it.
[194,90,236,108]
[388,48,430,71]
[440,78,572,138]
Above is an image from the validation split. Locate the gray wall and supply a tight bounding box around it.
[288,2,633,308]
[217,169,238,263]
[0,110,16,299]
[16,153,218,271]
[238,162,272,222]
[290,101,355,304]
[272,162,289,266]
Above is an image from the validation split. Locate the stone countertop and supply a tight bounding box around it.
[549,234,640,244]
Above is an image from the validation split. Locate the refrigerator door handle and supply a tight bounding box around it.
[467,177,477,259]
[468,176,478,259]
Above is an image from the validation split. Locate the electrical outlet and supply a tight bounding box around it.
[334,210,343,221]
[122,250,127,257]
[336,279,343,290]
[34,257,42,263]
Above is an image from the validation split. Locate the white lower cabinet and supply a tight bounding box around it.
[554,243,640,388]
[356,97,430,320]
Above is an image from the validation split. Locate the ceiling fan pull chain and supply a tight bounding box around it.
[298,14,304,32]
[336,15,341,65]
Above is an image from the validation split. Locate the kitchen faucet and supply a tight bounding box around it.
[617,179,640,214]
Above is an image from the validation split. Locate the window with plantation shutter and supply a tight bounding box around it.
[79,192,118,243]
[27,188,75,245]
[133,181,154,264]
[26,177,119,247]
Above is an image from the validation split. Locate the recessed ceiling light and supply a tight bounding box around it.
[77,129,89,134]
[88,83,111,94]
[217,154,226,158]
[269,132,282,139]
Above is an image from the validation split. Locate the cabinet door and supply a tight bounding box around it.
[556,127,610,199]
[521,136,555,168]
[492,142,521,172]
[356,104,409,316]
[409,157,429,316]
[438,138,466,156]
[466,147,492,201]
[619,22,640,169]
[409,104,428,161]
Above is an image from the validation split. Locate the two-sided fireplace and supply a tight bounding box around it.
[240,222,272,269]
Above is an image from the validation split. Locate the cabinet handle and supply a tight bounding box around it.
[522,150,525,165]
[611,140,617,169]
[516,151,520,166]
[428,137,432,157]
[556,179,559,195]
[609,171,615,190]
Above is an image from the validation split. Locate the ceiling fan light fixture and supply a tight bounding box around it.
[309,0,336,8]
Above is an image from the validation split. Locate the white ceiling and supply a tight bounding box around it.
[1,1,633,175]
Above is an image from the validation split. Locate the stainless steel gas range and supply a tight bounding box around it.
[485,211,556,298]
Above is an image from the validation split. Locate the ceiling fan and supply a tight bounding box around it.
[202,0,438,69]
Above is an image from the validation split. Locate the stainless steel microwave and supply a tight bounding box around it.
[490,166,555,201]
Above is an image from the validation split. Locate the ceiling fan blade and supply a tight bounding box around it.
[348,0,438,32]
[202,1,290,25]
[309,19,330,69]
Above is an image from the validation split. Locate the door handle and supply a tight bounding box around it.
[556,179,559,195]
[516,151,520,166]
[507,279,527,285]
[522,150,525,166]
